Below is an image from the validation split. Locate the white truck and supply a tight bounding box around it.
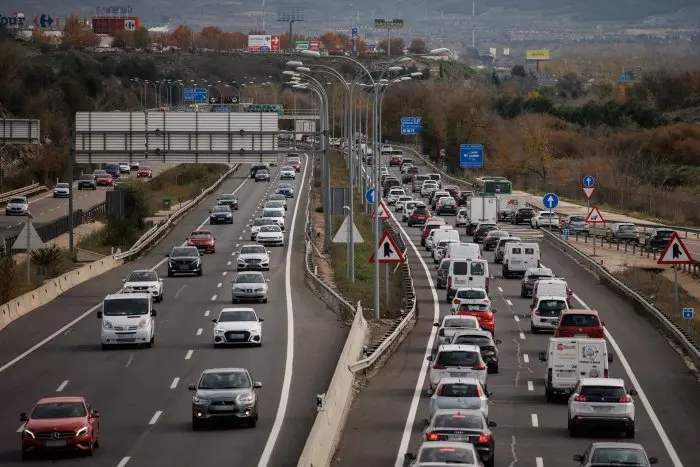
[498,196,524,222]
[466,196,498,234]
[538,337,613,402]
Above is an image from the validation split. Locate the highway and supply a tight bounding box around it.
[332,154,700,467]
[0,163,170,239]
[0,156,347,466]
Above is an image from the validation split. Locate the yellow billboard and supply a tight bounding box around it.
[526,49,550,60]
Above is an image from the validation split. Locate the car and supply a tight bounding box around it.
[53,182,71,198]
[166,246,203,277]
[130,161,140,170]
[449,330,501,374]
[482,230,509,251]
[264,200,287,212]
[643,228,674,250]
[268,193,288,206]
[408,207,431,227]
[605,222,640,244]
[187,230,216,253]
[427,344,488,391]
[276,183,294,198]
[434,315,481,346]
[432,240,460,264]
[231,271,269,303]
[421,220,447,246]
[473,223,497,243]
[404,441,481,467]
[494,237,521,264]
[250,164,268,178]
[423,409,496,467]
[555,309,605,338]
[429,377,491,420]
[402,201,420,221]
[562,215,590,234]
[288,157,302,172]
[189,368,261,430]
[573,442,658,466]
[94,170,113,186]
[209,205,234,224]
[20,396,101,459]
[255,168,271,182]
[401,167,420,183]
[136,166,153,178]
[118,162,130,173]
[456,191,473,206]
[212,308,263,347]
[256,224,284,247]
[455,208,469,227]
[261,208,285,230]
[400,162,413,173]
[395,196,414,212]
[122,269,164,302]
[450,287,490,313]
[519,267,554,297]
[452,301,496,336]
[389,154,403,166]
[436,197,458,216]
[387,187,406,205]
[531,211,560,229]
[104,164,120,178]
[430,191,450,210]
[5,196,29,215]
[511,207,535,225]
[421,181,439,197]
[530,296,569,333]
[236,244,271,270]
[568,378,637,438]
[250,218,276,240]
[217,193,239,210]
[77,174,97,190]
[280,166,296,180]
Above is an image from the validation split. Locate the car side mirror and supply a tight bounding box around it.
[265,279,270,282]
[208,210,212,213]
[259,318,264,322]
[426,355,434,362]
[495,339,502,345]
[253,381,263,389]
[188,384,196,391]
[629,389,638,396]
[538,351,546,362]
[608,354,614,363]
[96,311,103,319]
[601,321,606,326]
[488,421,497,427]
[151,309,157,316]
[89,410,100,418]
[404,453,416,461]
[649,457,658,464]
[159,279,163,282]
[573,454,583,462]
[20,413,28,422]
[433,322,440,327]
[121,278,126,282]
[211,318,217,323]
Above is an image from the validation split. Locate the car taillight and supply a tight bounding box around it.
[534,309,541,315]
[473,363,486,370]
[485,278,490,291]
[574,395,587,402]
[447,276,452,289]
[433,363,445,369]
[618,395,632,403]
[427,432,439,441]
[485,237,492,241]
[604,369,609,378]
[476,385,483,397]
[477,434,491,443]
[436,385,443,396]
[453,299,460,305]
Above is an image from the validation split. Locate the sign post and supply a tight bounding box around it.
[585,206,605,256]
[369,230,406,317]
[542,193,559,232]
[400,117,423,136]
[658,232,694,326]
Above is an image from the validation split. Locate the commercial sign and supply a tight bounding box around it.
[242,104,284,116]
[526,49,550,60]
[0,14,26,26]
[374,19,404,29]
[310,39,320,50]
[95,5,134,15]
[247,34,281,52]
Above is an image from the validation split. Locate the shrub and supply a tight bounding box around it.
[30,245,71,278]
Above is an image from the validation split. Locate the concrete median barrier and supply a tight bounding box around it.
[297,306,368,467]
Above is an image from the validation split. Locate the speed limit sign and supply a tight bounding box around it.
[439,149,446,158]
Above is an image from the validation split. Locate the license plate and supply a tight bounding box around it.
[212,405,234,411]
[451,435,468,442]
[547,319,557,324]
[594,406,613,412]
[512,260,522,264]
[449,371,472,377]
[178,265,189,270]
[46,440,66,447]
[230,333,245,339]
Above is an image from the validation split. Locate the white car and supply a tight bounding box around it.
[280,167,296,180]
[456,208,469,227]
[386,188,406,205]
[129,161,140,170]
[5,196,29,216]
[568,378,637,438]
[400,163,413,174]
[118,163,130,173]
[236,244,271,270]
[261,208,285,230]
[395,196,413,212]
[256,224,284,247]
[421,182,439,197]
[530,295,569,333]
[427,344,488,391]
[434,315,481,346]
[231,271,269,303]
[212,307,263,347]
[121,269,164,302]
[531,211,560,228]
[429,377,490,420]
[402,201,419,221]
[404,441,481,467]
[250,218,275,241]
[450,287,489,313]
[432,240,459,264]
[52,183,71,198]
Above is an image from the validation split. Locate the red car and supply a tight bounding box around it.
[408,208,431,227]
[21,396,100,459]
[453,301,496,334]
[94,173,113,186]
[288,159,302,172]
[187,230,216,253]
[389,155,403,166]
[136,166,153,178]
[554,309,605,338]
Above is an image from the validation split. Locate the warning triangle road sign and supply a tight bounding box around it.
[585,206,605,224]
[582,186,595,200]
[12,221,46,251]
[332,215,365,243]
[369,230,406,263]
[658,232,694,265]
[370,200,391,220]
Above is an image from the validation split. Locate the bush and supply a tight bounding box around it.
[30,245,71,278]
[105,181,150,246]
[0,256,21,304]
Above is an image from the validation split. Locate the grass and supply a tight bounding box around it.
[0,247,77,305]
[75,227,113,256]
[614,267,700,346]
[321,150,406,320]
[147,164,230,214]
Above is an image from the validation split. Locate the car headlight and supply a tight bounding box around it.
[254,288,264,292]
[103,321,114,329]
[23,429,35,439]
[237,258,246,264]
[214,328,226,334]
[236,393,255,404]
[75,426,88,437]
[138,318,148,329]
[249,328,261,334]
[123,286,133,291]
[193,396,209,405]
[225,213,232,218]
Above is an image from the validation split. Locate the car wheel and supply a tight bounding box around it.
[192,417,203,431]
[159,294,164,302]
[530,324,538,334]
[246,416,257,428]
[520,288,527,298]
[263,298,268,303]
[196,270,203,277]
[101,344,108,351]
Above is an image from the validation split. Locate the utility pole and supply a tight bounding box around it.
[472,0,476,49]
[68,126,75,253]
[277,7,304,54]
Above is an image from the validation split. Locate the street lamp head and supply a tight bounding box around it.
[410,72,423,77]
[286,61,303,68]
[391,79,402,83]
[282,70,296,76]
[387,66,403,72]
[300,50,321,58]
[296,67,311,72]
[429,47,450,55]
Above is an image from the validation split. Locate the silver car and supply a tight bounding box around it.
[255,169,271,182]
[52,183,70,198]
[427,344,488,391]
[5,196,29,216]
[574,442,658,466]
[564,215,590,233]
[429,377,490,420]
[236,244,270,271]
[404,441,482,467]
[434,315,481,346]
[250,218,276,241]
[188,367,262,429]
[231,271,269,303]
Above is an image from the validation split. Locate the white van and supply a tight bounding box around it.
[97,293,156,349]
[538,338,613,402]
[445,242,481,261]
[446,259,490,301]
[532,278,572,307]
[426,228,459,251]
[502,243,540,278]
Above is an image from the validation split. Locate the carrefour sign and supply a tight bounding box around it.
[0,14,26,26]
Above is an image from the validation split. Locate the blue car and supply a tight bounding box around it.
[276,184,294,198]
[104,164,121,178]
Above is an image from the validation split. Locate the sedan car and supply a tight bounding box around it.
[255,168,271,182]
[210,205,233,224]
[167,246,202,277]
[77,175,97,190]
[118,162,130,174]
[423,409,496,467]
[280,166,296,180]
[250,164,268,178]
[404,441,481,467]
[237,244,270,271]
[5,196,29,216]
[264,200,286,212]
[573,442,658,466]
[256,225,284,247]
[434,315,482,346]
[212,308,263,347]
[250,218,276,241]
[276,183,294,198]
[231,271,269,303]
[187,230,216,253]
[189,368,261,429]
[267,193,288,208]
[94,170,113,186]
[136,166,153,178]
[20,396,100,459]
[473,223,497,243]
[217,193,239,210]
[122,269,164,302]
[53,182,71,198]
[408,207,432,227]
[429,377,490,420]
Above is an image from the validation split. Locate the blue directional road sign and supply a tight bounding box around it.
[683,308,694,320]
[583,175,595,187]
[352,26,358,37]
[619,72,633,83]
[401,116,423,136]
[365,188,377,204]
[184,88,208,102]
[459,144,484,169]
[368,44,376,51]
[401,117,422,124]
[543,193,559,210]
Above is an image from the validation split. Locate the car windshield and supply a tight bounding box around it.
[241,246,266,254]
[253,219,274,226]
[528,274,553,283]
[439,383,481,397]
[538,300,567,313]
[444,318,478,328]
[257,169,270,174]
[235,273,264,284]
[259,225,281,232]
[413,209,429,215]
[212,206,230,213]
[171,248,198,257]
[103,298,149,316]
[126,271,157,282]
[434,413,484,429]
[198,372,251,390]
[266,202,284,208]
[191,232,212,239]
[453,335,493,346]
[220,195,236,200]
[31,402,86,419]
[418,446,476,463]
[590,447,647,465]
[656,230,673,237]
[570,216,586,222]
[263,211,282,218]
[219,310,257,322]
[561,314,600,326]
[80,175,93,180]
[56,183,69,189]
[456,290,486,300]
[436,351,480,366]
[9,198,26,204]
[487,231,506,237]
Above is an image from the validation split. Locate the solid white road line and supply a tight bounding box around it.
[148,411,162,425]
[196,328,203,336]
[535,457,544,467]
[185,350,193,360]
[0,173,251,375]
[170,377,180,389]
[531,413,539,427]
[211,295,217,301]
[117,457,131,467]
[523,353,530,363]
[257,153,309,467]
[498,286,503,292]
[204,310,210,317]
[56,380,69,392]
[527,381,534,391]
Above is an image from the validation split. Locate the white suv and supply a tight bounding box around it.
[567,378,637,438]
[531,211,560,228]
[387,187,406,205]
[530,295,568,333]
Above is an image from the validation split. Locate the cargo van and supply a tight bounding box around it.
[97,293,157,350]
[444,242,481,261]
[446,259,490,300]
[426,227,459,251]
[502,243,540,278]
[539,338,613,402]
[532,278,572,307]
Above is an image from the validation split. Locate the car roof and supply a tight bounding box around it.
[106,292,151,300]
[437,344,481,352]
[578,377,625,387]
[418,440,477,450]
[561,309,599,316]
[37,396,85,404]
[129,269,155,274]
[201,367,249,375]
[442,315,480,324]
[535,278,566,285]
[526,267,553,274]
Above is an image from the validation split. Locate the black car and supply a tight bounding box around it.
[104,164,120,178]
[250,164,268,179]
[436,198,458,215]
[456,191,473,206]
[217,194,239,210]
[77,174,96,190]
[512,208,534,225]
[210,205,234,224]
[422,410,497,467]
[166,246,202,277]
[451,329,502,373]
[520,268,554,297]
[401,167,420,184]
[473,224,497,243]
[382,178,401,196]
[644,229,675,250]
[483,231,509,251]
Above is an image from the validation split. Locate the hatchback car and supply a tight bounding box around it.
[434,315,481,346]
[423,410,497,467]
[643,228,674,250]
[187,230,216,253]
[94,170,113,186]
[530,296,569,333]
[555,309,605,338]
[520,267,555,297]
[429,377,490,420]
[568,378,637,438]
[427,344,488,391]
[408,207,431,227]
[231,271,269,303]
[563,215,590,234]
[166,246,202,277]
[573,442,658,466]
[404,441,481,467]
[482,230,509,251]
[212,308,263,347]
[136,166,153,178]
[250,218,276,241]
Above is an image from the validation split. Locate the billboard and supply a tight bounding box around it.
[247,34,281,52]
[374,19,403,29]
[526,49,550,60]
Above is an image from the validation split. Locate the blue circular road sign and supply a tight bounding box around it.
[543,193,559,210]
[365,188,376,204]
[583,175,595,187]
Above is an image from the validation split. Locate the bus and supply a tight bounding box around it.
[474,176,513,196]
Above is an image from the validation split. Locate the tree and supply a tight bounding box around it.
[170,25,193,49]
[378,37,406,56]
[511,65,526,78]
[62,14,100,48]
[517,114,554,183]
[199,26,223,50]
[407,38,428,54]
[556,72,583,99]
[320,32,344,52]
[134,26,150,48]
[354,37,367,54]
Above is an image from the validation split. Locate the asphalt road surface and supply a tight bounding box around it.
[332,154,700,467]
[0,156,347,466]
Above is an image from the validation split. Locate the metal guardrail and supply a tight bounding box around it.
[541,228,700,368]
[0,183,48,205]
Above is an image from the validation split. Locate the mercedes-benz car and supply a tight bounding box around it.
[210,205,234,224]
[255,168,271,182]
[121,269,164,302]
[212,308,263,347]
[166,246,202,277]
[256,224,284,247]
[276,183,294,198]
[236,244,270,271]
[231,271,269,303]
[217,193,239,210]
[189,368,262,429]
